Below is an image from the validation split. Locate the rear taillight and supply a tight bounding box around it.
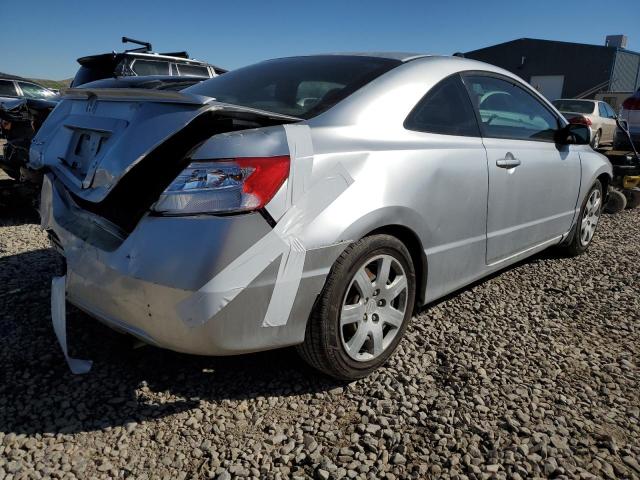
[622,96,640,110]
[568,116,592,126]
[152,155,290,215]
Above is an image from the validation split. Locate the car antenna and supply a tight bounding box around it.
[122,36,152,53]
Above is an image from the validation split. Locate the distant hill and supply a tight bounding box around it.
[0,71,72,90]
[30,78,72,90]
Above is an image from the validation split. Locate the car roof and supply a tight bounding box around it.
[321,52,431,62]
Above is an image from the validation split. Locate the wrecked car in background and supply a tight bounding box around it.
[31,54,611,380]
[70,37,226,87]
[1,98,58,182]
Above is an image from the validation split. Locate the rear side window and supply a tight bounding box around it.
[598,102,607,117]
[17,82,55,100]
[131,59,171,76]
[404,75,479,137]
[464,75,560,142]
[0,80,18,97]
[175,64,209,77]
[604,103,617,118]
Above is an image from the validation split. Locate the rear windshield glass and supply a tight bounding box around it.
[72,65,112,87]
[185,56,402,119]
[552,100,595,114]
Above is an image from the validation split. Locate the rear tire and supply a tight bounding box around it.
[563,180,603,256]
[604,189,627,214]
[591,130,601,149]
[297,234,416,380]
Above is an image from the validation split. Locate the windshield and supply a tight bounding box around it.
[185,55,402,119]
[552,100,595,114]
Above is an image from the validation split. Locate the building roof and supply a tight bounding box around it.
[467,37,640,57]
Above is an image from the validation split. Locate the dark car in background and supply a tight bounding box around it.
[1,76,59,181]
[71,37,226,87]
[1,98,58,181]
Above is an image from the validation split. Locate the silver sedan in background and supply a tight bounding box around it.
[552,98,618,148]
[32,53,611,379]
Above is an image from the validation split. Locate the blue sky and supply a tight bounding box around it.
[2,0,638,79]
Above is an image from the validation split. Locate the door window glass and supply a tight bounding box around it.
[17,82,56,99]
[464,75,560,142]
[404,74,480,137]
[0,80,18,97]
[131,59,171,76]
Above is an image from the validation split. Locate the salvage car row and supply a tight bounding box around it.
[1,40,639,380]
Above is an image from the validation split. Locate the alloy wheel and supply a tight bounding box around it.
[580,189,601,246]
[340,254,408,362]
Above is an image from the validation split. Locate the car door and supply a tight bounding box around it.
[462,73,581,265]
[402,73,489,301]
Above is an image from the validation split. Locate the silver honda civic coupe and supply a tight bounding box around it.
[31,53,611,379]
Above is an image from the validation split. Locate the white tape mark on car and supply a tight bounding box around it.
[177,125,354,328]
[51,275,93,374]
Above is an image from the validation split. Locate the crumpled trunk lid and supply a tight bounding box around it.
[32,88,299,232]
[30,88,299,205]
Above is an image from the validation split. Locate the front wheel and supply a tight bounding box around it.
[563,180,603,256]
[297,235,416,380]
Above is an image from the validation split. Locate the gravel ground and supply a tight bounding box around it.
[0,181,639,479]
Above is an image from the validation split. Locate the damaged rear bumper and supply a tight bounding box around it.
[40,174,336,356]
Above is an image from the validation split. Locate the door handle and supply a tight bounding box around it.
[496,153,521,169]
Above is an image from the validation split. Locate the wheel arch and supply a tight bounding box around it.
[333,206,431,309]
[597,171,610,197]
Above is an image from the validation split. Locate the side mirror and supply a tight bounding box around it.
[557,123,590,145]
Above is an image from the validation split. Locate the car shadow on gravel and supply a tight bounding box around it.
[0,243,572,437]
[0,248,345,436]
